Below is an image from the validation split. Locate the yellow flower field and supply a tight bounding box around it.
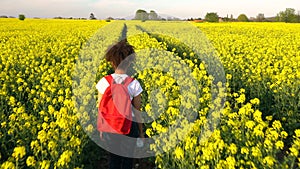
[0,19,299,168]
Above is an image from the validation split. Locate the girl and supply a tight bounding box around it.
[96,39,144,169]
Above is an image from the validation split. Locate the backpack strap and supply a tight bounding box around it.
[123,76,134,87]
[104,75,114,85]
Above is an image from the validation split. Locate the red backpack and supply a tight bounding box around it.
[97,75,134,134]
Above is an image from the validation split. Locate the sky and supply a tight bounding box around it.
[0,0,299,19]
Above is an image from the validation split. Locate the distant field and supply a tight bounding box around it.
[1,19,299,168]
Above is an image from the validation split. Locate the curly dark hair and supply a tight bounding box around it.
[105,39,135,69]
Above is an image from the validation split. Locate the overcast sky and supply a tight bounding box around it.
[0,0,299,19]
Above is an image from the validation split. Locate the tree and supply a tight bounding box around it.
[205,12,219,22]
[54,16,63,19]
[276,8,297,23]
[223,14,230,22]
[19,14,25,21]
[237,14,249,22]
[134,9,148,21]
[230,14,234,21]
[89,13,96,20]
[256,13,265,22]
[149,10,158,20]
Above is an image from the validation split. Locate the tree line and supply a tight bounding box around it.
[132,8,300,23]
[204,8,300,23]
[1,8,299,22]
[133,9,181,21]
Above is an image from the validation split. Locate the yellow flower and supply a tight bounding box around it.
[226,74,232,80]
[200,165,210,169]
[57,150,73,167]
[1,161,16,169]
[241,147,249,155]
[245,120,255,130]
[146,128,153,137]
[12,146,26,160]
[86,124,94,133]
[48,141,57,151]
[250,98,260,105]
[253,125,265,138]
[30,140,39,150]
[275,140,284,150]
[253,110,263,122]
[236,94,246,104]
[26,156,36,167]
[37,130,47,143]
[199,63,205,70]
[263,156,275,166]
[281,131,288,139]
[264,139,273,149]
[267,129,279,140]
[290,147,299,157]
[272,120,282,130]
[226,156,236,168]
[39,160,50,169]
[266,116,273,121]
[1,122,6,127]
[295,129,300,138]
[8,96,16,106]
[232,92,239,97]
[228,143,237,155]
[251,146,262,157]
[174,146,184,159]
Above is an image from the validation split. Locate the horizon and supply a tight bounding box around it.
[0,0,299,19]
